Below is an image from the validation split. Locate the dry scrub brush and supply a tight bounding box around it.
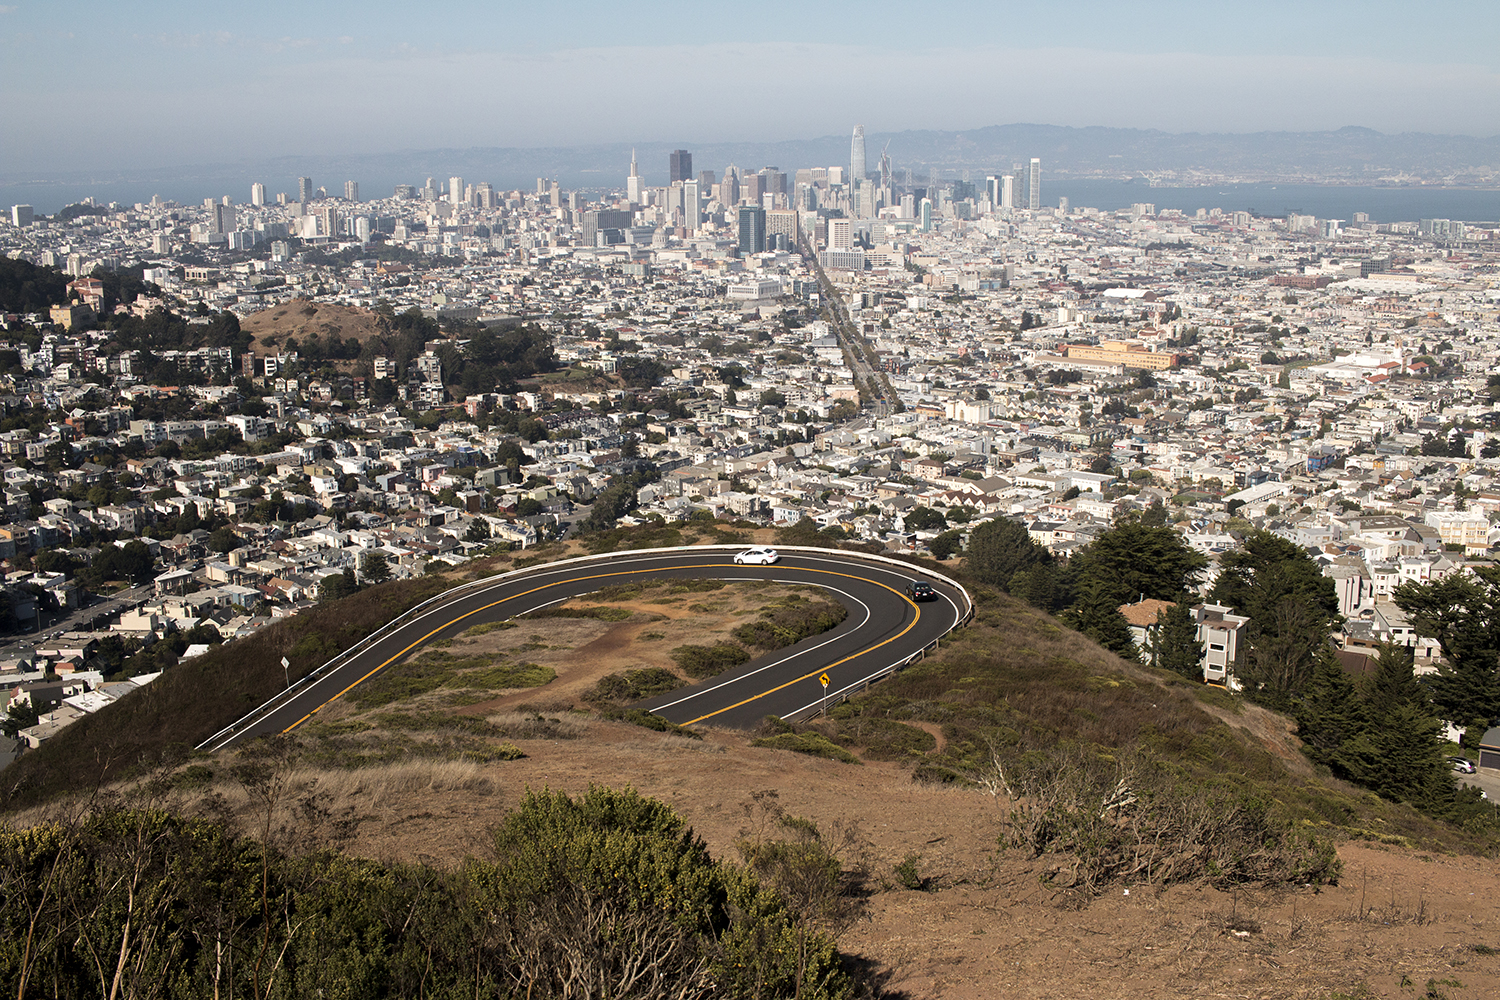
[983,740,1342,896]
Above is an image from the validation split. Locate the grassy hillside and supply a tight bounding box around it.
[6,525,1497,866]
[0,575,450,810]
[240,298,389,357]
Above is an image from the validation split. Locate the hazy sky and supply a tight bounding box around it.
[4,0,1498,176]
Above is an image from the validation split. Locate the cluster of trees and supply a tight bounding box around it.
[452,324,557,393]
[578,468,661,534]
[1419,430,1474,459]
[34,540,157,590]
[357,308,557,393]
[317,554,392,601]
[0,785,855,999]
[960,514,1349,713]
[1296,642,1485,817]
[1392,566,1500,743]
[962,506,1210,659]
[0,256,68,313]
[955,511,1500,822]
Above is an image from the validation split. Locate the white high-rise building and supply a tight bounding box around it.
[683,180,701,228]
[354,216,371,241]
[344,180,360,203]
[850,125,866,186]
[627,148,643,204]
[250,182,266,207]
[829,218,853,250]
[449,176,465,206]
[1028,158,1041,211]
[1001,175,1014,210]
[10,205,34,227]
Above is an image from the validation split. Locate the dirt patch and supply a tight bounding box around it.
[241,298,388,357]
[174,725,1500,1000]
[337,580,831,723]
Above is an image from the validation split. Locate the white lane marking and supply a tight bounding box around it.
[782,598,962,719]
[645,583,873,713]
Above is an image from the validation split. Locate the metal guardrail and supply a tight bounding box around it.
[197,543,974,750]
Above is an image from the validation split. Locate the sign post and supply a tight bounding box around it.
[281,656,290,690]
[820,673,830,717]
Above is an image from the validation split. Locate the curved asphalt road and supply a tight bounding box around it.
[205,549,964,748]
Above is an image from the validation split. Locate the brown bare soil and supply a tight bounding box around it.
[241,298,387,356]
[28,563,1500,999]
[163,724,1500,1000]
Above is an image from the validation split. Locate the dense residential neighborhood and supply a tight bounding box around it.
[5,160,1500,760]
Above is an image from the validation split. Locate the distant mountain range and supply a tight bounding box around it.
[8,124,1500,210]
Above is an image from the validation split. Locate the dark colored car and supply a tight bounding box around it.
[905,581,937,602]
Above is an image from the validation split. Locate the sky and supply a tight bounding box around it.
[3,0,1499,177]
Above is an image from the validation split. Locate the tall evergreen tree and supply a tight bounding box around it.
[1364,642,1425,718]
[1393,568,1500,726]
[1234,596,1332,711]
[1061,578,1139,659]
[1340,703,1455,811]
[1070,517,1207,609]
[964,517,1050,591]
[1144,601,1204,681]
[1209,531,1340,709]
[1293,647,1367,773]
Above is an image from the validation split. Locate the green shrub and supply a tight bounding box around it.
[893,852,927,891]
[671,642,751,678]
[587,667,684,704]
[752,731,862,765]
[0,790,853,999]
[347,655,457,708]
[732,599,848,651]
[458,661,556,691]
[523,605,634,622]
[836,717,936,761]
[596,706,702,739]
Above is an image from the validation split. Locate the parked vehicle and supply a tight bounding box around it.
[733,546,780,565]
[1449,756,1477,774]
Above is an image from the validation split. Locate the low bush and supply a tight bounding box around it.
[523,605,634,622]
[0,788,854,998]
[596,706,702,739]
[347,654,457,708]
[992,741,1342,894]
[672,642,751,678]
[459,661,555,691]
[835,717,936,761]
[732,598,848,651]
[587,667,684,704]
[751,731,862,765]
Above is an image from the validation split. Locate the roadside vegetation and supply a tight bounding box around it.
[0,574,451,811]
[0,784,855,999]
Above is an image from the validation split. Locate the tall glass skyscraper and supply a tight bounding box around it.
[1028,158,1041,211]
[850,125,866,185]
[737,205,766,254]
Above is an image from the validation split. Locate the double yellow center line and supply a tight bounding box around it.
[278,562,919,734]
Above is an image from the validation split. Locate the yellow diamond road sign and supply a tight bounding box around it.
[820,673,830,688]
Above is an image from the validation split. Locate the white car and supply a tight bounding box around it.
[734,546,781,565]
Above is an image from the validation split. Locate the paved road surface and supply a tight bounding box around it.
[203,548,966,749]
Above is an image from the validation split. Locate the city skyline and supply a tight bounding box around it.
[3,1,1500,177]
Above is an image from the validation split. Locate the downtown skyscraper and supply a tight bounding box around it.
[850,125,866,184]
